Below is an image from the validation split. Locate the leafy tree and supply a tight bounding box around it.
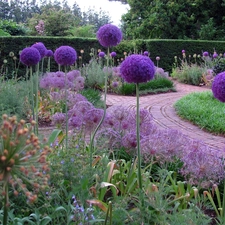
[122,0,225,40]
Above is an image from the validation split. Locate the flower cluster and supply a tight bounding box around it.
[54,46,77,66]
[40,70,84,91]
[32,42,47,58]
[120,54,155,83]
[20,47,41,66]
[97,24,122,47]
[35,20,45,35]
[0,115,51,203]
[212,71,225,102]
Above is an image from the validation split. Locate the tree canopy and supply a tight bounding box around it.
[122,0,225,40]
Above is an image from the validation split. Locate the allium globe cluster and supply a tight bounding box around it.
[20,47,41,66]
[203,51,209,57]
[32,42,47,58]
[212,71,225,102]
[97,24,122,47]
[54,46,77,66]
[110,52,117,57]
[98,51,105,58]
[45,49,53,57]
[120,54,155,83]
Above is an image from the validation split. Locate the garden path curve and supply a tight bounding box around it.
[106,81,225,151]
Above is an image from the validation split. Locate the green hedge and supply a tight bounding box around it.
[1,36,225,78]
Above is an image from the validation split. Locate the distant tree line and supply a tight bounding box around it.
[0,0,112,37]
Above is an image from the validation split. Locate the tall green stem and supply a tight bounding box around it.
[89,47,110,168]
[222,179,225,219]
[35,63,40,135]
[136,83,142,190]
[64,66,68,149]
[3,183,9,225]
[30,67,35,133]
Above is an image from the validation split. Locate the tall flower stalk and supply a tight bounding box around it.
[20,47,41,134]
[120,54,155,191]
[89,24,122,167]
[54,46,77,149]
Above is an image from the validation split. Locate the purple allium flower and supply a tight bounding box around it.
[67,70,81,82]
[143,51,149,56]
[20,47,41,66]
[203,51,209,57]
[97,24,122,47]
[74,76,85,91]
[45,49,53,57]
[120,54,155,83]
[110,52,117,57]
[32,42,47,58]
[112,81,119,88]
[54,46,77,66]
[98,51,105,58]
[51,112,65,126]
[212,71,225,102]
[182,50,185,53]
[122,132,137,153]
[67,93,87,109]
[213,52,218,58]
[112,66,121,77]
[156,56,160,61]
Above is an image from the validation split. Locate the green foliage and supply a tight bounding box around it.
[122,0,225,40]
[119,77,175,95]
[80,88,104,108]
[0,19,27,36]
[66,25,95,38]
[0,28,10,36]
[80,58,106,90]
[213,58,225,75]
[174,91,225,135]
[171,61,207,85]
[0,79,30,120]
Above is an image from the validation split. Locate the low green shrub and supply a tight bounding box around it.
[118,77,175,96]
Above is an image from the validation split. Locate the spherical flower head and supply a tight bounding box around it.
[45,49,53,57]
[20,47,41,66]
[203,51,209,57]
[31,42,47,58]
[98,51,105,58]
[54,46,77,66]
[110,51,117,57]
[97,24,122,47]
[212,71,225,102]
[143,51,149,56]
[120,54,155,83]
[182,50,185,53]
[156,56,160,61]
[213,52,218,58]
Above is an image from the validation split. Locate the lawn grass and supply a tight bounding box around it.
[174,91,225,135]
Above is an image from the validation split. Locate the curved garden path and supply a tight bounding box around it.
[106,81,225,151]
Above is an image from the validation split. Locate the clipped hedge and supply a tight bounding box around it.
[0,36,225,78]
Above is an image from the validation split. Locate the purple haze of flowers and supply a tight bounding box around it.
[212,71,225,102]
[97,24,122,47]
[120,54,155,83]
[143,51,149,56]
[203,51,209,57]
[32,42,47,58]
[20,47,41,66]
[110,52,117,57]
[45,49,53,57]
[98,52,105,58]
[54,46,77,66]
[182,50,185,53]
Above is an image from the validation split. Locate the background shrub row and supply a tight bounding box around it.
[1,36,225,78]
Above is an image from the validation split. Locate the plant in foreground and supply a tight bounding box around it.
[120,54,155,193]
[0,114,51,225]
